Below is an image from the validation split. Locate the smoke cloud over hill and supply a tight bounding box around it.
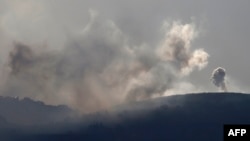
[211,67,227,92]
[0,8,209,112]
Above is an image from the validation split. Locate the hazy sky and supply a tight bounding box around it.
[0,0,249,110]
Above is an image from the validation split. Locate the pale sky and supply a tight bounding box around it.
[0,0,249,107]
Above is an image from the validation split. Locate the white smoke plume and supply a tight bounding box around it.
[157,22,209,75]
[211,67,227,92]
[0,10,209,113]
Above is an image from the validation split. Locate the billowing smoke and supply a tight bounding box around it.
[211,67,227,92]
[8,42,34,75]
[0,10,209,113]
[157,22,209,75]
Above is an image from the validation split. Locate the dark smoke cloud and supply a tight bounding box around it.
[0,10,209,113]
[8,42,34,75]
[211,67,227,92]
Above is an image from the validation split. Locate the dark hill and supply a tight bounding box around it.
[0,96,73,126]
[3,92,250,141]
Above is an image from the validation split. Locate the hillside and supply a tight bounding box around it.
[0,96,73,126]
[2,92,250,141]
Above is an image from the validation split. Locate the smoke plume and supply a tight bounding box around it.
[157,22,209,75]
[211,67,227,92]
[0,10,209,113]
